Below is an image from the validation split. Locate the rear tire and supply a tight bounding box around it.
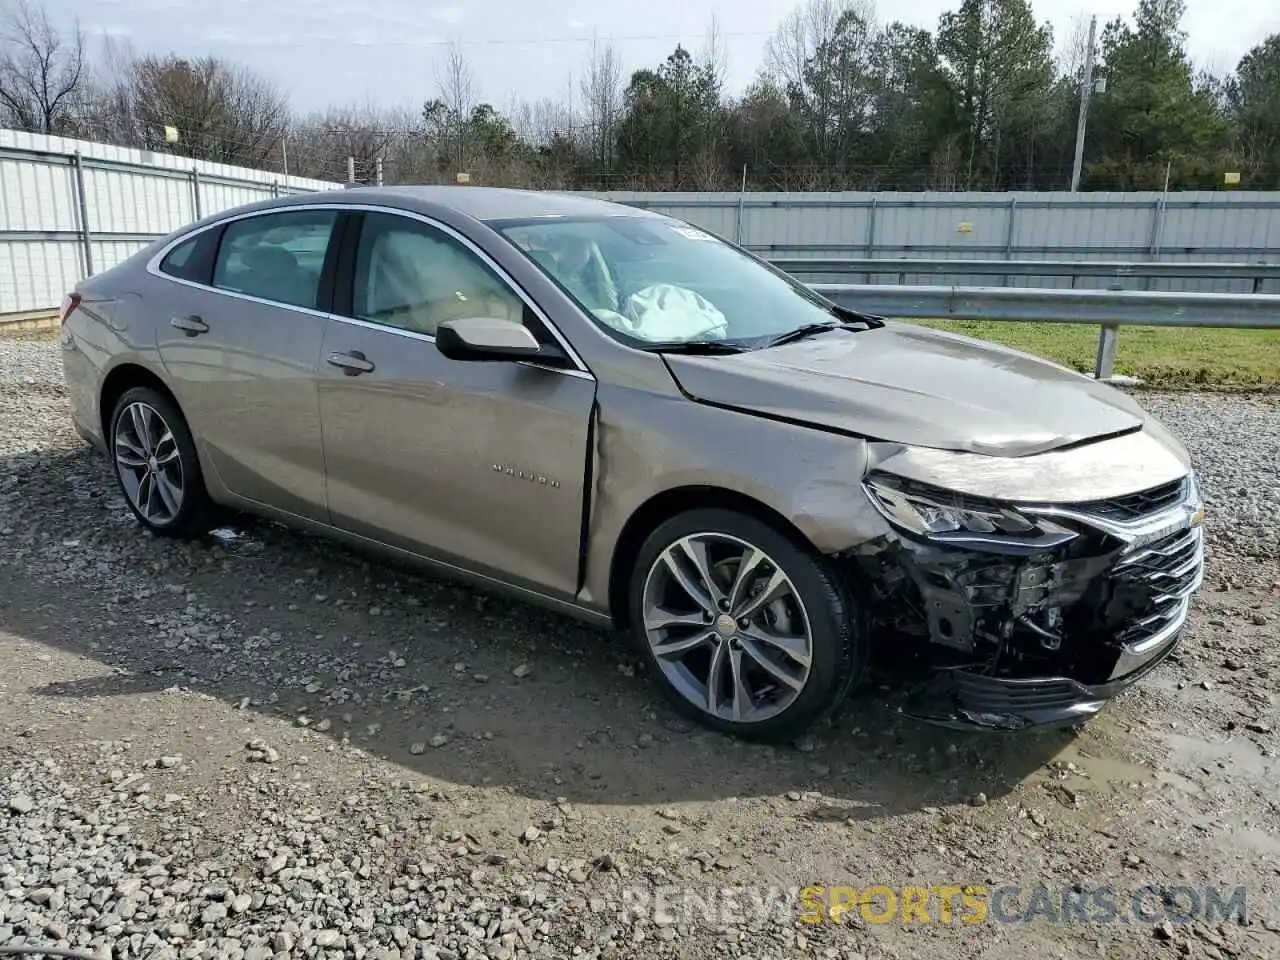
[109,385,214,539]
[628,507,865,742]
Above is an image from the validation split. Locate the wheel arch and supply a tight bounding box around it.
[99,362,182,444]
[606,484,818,631]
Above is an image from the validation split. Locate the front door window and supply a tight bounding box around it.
[352,212,524,336]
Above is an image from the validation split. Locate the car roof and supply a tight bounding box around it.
[261,185,666,224]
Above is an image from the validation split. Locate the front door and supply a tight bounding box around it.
[317,210,596,599]
[151,207,342,522]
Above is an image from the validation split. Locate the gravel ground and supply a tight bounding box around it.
[2,333,1278,960]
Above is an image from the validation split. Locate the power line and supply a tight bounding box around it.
[204,29,776,51]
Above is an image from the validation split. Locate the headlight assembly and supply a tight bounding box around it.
[862,472,1079,554]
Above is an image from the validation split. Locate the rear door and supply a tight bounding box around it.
[316,209,597,599]
[151,207,345,522]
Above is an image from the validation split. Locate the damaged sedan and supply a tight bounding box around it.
[58,187,1204,740]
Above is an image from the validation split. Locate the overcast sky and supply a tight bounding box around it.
[61,0,1280,116]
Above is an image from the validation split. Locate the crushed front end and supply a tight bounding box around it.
[850,470,1205,730]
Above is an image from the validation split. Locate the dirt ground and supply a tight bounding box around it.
[2,337,1278,960]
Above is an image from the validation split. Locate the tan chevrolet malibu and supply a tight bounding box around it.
[58,187,1205,741]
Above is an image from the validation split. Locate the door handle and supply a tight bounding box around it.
[327,350,375,375]
[170,315,209,336]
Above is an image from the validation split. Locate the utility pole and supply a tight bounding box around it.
[1070,14,1098,192]
[281,138,289,179]
[347,156,355,184]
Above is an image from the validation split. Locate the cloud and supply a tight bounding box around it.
[348,28,396,46]
[193,25,316,48]
[428,5,466,24]
[84,22,134,37]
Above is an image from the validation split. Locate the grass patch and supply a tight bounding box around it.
[908,319,1280,389]
[0,326,58,342]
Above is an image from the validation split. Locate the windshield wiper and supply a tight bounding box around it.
[642,340,749,354]
[757,321,847,349]
[758,308,885,350]
[831,303,886,328]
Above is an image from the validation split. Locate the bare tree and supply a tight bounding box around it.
[287,103,404,183]
[764,0,878,171]
[76,33,138,144]
[764,0,871,93]
[93,50,289,166]
[579,35,622,171]
[1057,12,1093,84]
[436,41,476,120]
[511,96,574,147]
[701,15,730,91]
[0,0,86,134]
[432,41,476,170]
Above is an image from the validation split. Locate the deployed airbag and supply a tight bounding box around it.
[592,283,729,342]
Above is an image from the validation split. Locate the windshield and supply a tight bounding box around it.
[493,215,847,348]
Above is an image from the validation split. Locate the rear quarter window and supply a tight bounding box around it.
[158,229,221,284]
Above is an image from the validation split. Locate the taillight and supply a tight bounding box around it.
[58,292,82,325]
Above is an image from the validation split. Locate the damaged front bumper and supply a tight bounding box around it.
[898,593,1195,731]
[854,473,1206,731]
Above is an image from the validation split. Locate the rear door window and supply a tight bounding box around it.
[212,210,339,310]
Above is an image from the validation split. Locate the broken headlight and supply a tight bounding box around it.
[862,472,1078,554]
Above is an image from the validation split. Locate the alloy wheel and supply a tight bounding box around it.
[640,532,814,723]
[114,401,185,525]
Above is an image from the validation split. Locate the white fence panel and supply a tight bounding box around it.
[0,240,82,313]
[0,129,339,314]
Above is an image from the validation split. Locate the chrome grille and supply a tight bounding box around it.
[1076,477,1188,523]
[1113,526,1204,650]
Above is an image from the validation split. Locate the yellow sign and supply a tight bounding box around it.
[456,172,471,184]
[800,885,989,925]
[163,125,179,144]
[795,881,1249,926]
[956,220,973,234]
[1224,171,1240,185]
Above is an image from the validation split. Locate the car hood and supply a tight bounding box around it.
[661,322,1150,457]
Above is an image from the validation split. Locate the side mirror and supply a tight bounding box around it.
[435,316,565,364]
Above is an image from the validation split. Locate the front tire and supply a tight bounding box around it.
[109,386,214,539]
[628,508,865,742]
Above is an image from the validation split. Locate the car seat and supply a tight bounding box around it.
[238,245,314,309]
[361,230,522,335]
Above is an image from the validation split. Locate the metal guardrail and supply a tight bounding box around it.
[812,282,1280,380]
[776,256,1280,291]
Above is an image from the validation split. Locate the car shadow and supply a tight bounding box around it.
[2,443,1079,815]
